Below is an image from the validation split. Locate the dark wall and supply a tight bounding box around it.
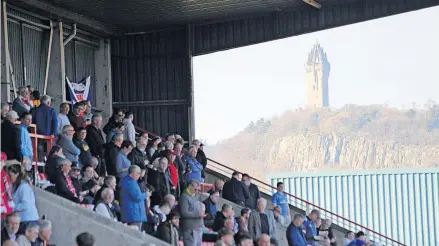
[111,28,193,140]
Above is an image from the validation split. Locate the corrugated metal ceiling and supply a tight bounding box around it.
[34,0,315,31]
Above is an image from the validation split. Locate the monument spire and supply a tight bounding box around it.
[305,41,331,108]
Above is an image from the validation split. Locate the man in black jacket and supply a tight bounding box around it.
[54,159,81,203]
[1,111,22,161]
[222,172,250,206]
[86,114,106,176]
[242,173,261,210]
[212,204,234,232]
[104,133,123,177]
[73,127,93,167]
[103,108,125,134]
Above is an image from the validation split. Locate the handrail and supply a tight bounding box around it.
[133,126,405,245]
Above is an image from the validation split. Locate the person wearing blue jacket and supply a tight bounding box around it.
[287,214,307,246]
[6,164,39,233]
[18,113,33,162]
[303,209,322,245]
[30,95,58,136]
[119,165,147,231]
[185,145,204,183]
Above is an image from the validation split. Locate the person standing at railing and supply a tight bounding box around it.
[18,112,34,171]
[272,182,290,219]
[57,103,71,136]
[222,172,249,207]
[1,111,22,161]
[123,111,136,146]
[1,102,11,122]
[67,102,86,131]
[242,174,261,210]
[31,95,58,137]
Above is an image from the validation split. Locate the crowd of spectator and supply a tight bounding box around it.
[1,87,377,246]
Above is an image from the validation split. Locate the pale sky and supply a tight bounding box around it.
[194,6,439,144]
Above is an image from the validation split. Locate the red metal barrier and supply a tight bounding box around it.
[200,183,215,193]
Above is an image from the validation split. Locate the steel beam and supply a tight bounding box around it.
[112,99,188,107]
[17,0,121,36]
[302,0,321,9]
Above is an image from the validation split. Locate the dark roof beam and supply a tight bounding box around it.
[17,0,122,36]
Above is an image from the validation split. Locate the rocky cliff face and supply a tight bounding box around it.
[206,105,439,180]
[267,132,439,173]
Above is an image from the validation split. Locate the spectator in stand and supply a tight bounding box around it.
[303,209,322,245]
[164,194,176,210]
[68,103,86,131]
[31,95,57,137]
[1,212,20,244]
[203,189,220,227]
[106,122,125,144]
[1,102,11,121]
[45,146,65,183]
[75,232,95,246]
[2,240,18,246]
[116,140,134,179]
[194,140,207,174]
[156,211,180,246]
[148,157,173,206]
[73,127,93,167]
[222,172,249,207]
[123,111,136,145]
[6,164,39,232]
[94,187,117,221]
[173,142,187,189]
[57,125,81,164]
[212,204,234,232]
[103,108,125,135]
[347,231,367,246]
[86,114,105,176]
[35,219,54,246]
[94,175,119,218]
[119,165,147,231]
[1,111,21,161]
[257,234,271,246]
[248,198,276,240]
[318,219,336,246]
[235,232,253,246]
[57,103,71,135]
[345,231,355,246]
[215,228,234,246]
[147,136,161,161]
[128,134,149,181]
[105,133,123,177]
[165,150,179,197]
[272,205,288,227]
[12,86,32,116]
[54,159,82,203]
[17,223,39,246]
[1,152,14,220]
[242,174,261,210]
[82,100,93,124]
[224,217,237,233]
[26,86,33,96]
[151,201,172,224]
[70,162,99,204]
[30,91,41,108]
[18,112,33,168]
[215,180,224,197]
[179,179,203,246]
[236,208,251,233]
[185,145,204,183]
[272,182,290,219]
[81,165,103,189]
[166,134,176,144]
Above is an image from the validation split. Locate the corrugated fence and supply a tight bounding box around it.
[269,168,439,246]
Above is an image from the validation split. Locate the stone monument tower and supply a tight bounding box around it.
[305,41,330,107]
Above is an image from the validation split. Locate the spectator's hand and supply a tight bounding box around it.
[79,196,84,202]
[97,177,104,186]
[91,185,101,193]
[80,191,89,196]
[140,169,146,178]
[314,236,323,241]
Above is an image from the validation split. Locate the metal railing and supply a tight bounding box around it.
[207,158,406,246]
[133,126,405,245]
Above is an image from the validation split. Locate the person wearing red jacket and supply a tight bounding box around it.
[1,152,14,219]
